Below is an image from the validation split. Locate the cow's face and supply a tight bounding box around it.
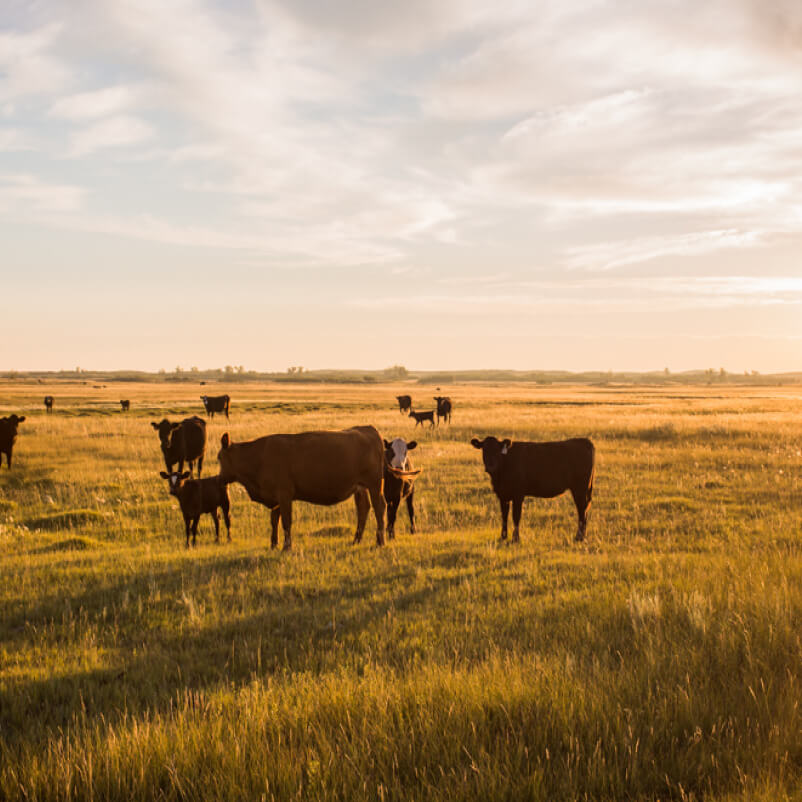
[151,419,180,448]
[160,470,190,496]
[4,414,25,436]
[470,436,511,475]
[217,432,234,482]
[200,395,208,404]
[384,437,417,469]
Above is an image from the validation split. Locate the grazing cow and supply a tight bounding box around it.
[434,396,452,425]
[44,396,54,413]
[218,426,386,550]
[396,395,412,414]
[151,417,206,477]
[201,394,230,419]
[470,436,595,542]
[0,414,26,469]
[160,471,231,548]
[409,409,435,427]
[383,438,419,538]
[120,399,130,411]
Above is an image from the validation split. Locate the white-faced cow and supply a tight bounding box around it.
[0,414,26,469]
[409,409,435,427]
[471,436,595,542]
[383,437,419,538]
[433,396,452,424]
[218,426,386,550]
[160,470,231,548]
[43,396,54,413]
[201,394,230,419]
[120,399,130,411]
[151,417,207,477]
[396,395,412,414]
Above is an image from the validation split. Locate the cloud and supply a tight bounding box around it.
[50,85,141,121]
[68,115,154,155]
[0,174,86,213]
[0,24,70,102]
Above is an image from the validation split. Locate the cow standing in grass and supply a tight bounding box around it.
[44,396,54,413]
[383,438,418,538]
[471,436,595,542]
[434,396,452,425]
[0,414,25,469]
[151,417,206,477]
[201,394,230,419]
[160,471,231,547]
[120,400,130,411]
[396,395,412,414]
[409,409,435,427]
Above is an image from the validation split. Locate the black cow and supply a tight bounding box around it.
[151,417,207,477]
[434,396,452,424]
[43,396,54,413]
[0,414,26,469]
[383,438,418,537]
[409,409,435,427]
[471,436,595,542]
[201,394,230,419]
[396,395,412,414]
[120,400,130,411]
[160,471,231,548]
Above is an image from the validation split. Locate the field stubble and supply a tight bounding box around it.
[1,382,802,800]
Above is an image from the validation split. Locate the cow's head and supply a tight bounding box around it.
[383,437,417,469]
[160,470,191,496]
[151,419,180,448]
[217,432,234,482]
[470,436,511,475]
[200,395,208,404]
[3,414,25,436]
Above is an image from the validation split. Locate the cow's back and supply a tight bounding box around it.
[498,438,594,498]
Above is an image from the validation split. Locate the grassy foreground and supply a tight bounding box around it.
[1,381,801,801]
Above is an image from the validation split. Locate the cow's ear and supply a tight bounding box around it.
[470,438,484,449]
[383,439,392,448]
[502,438,511,454]
[181,471,191,480]
[407,440,418,450]
[221,432,230,449]
[151,421,160,430]
[159,471,169,479]
[18,416,25,423]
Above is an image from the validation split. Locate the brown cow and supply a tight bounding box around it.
[433,396,452,424]
[383,437,418,538]
[396,395,412,414]
[0,414,26,469]
[201,394,230,419]
[218,426,386,550]
[160,470,231,548]
[409,409,435,427]
[151,417,206,477]
[471,436,595,542]
[120,399,130,411]
[43,396,54,413]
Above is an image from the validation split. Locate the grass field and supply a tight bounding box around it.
[1,381,801,801]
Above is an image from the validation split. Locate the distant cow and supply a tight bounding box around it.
[470,436,595,542]
[383,438,419,538]
[151,417,206,477]
[409,409,435,427]
[120,399,130,411]
[201,394,230,419]
[396,395,412,414]
[44,396,54,413]
[160,470,231,548]
[0,414,26,469]
[218,426,386,550]
[434,396,452,425]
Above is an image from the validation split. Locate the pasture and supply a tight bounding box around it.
[1,381,801,801]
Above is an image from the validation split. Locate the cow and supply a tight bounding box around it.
[434,396,452,425]
[120,400,130,411]
[409,409,435,427]
[383,438,419,538]
[44,396,54,413]
[0,414,26,469]
[217,426,386,550]
[470,436,595,542]
[151,417,206,477]
[396,395,412,414]
[160,471,231,548]
[201,394,230,419]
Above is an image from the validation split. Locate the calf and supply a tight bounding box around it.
[201,394,230,419]
[44,396,54,413]
[434,396,452,424]
[160,471,231,547]
[409,409,435,427]
[396,395,412,414]
[151,417,206,477]
[471,436,595,542]
[383,438,419,537]
[120,399,130,411]
[0,414,26,469]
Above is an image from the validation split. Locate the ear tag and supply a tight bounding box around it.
[501,445,508,455]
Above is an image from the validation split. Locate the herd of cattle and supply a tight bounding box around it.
[0,391,595,549]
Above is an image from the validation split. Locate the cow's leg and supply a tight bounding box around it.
[184,516,192,549]
[406,489,416,534]
[191,517,200,547]
[499,497,509,541]
[197,455,204,479]
[187,459,195,477]
[511,497,524,543]
[368,485,387,546]
[279,500,293,550]
[353,489,370,543]
[222,497,232,541]
[571,485,591,542]
[5,449,10,469]
[212,509,220,543]
[270,507,280,549]
[385,497,398,539]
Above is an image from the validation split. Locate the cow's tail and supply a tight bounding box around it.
[585,441,596,514]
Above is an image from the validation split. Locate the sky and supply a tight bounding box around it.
[1,0,802,373]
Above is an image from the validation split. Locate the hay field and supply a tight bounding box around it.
[1,381,801,800]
